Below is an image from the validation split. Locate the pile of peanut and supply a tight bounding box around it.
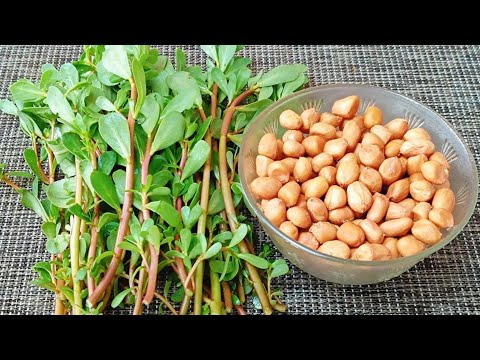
[251,95,455,261]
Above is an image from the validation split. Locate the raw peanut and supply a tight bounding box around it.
[410,180,436,202]
[287,206,312,229]
[342,120,362,152]
[264,198,287,227]
[380,218,414,237]
[336,160,360,188]
[329,206,355,225]
[385,139,404,158]
[336,130,343,138]
[258,133,278,159]
[310,222,337,244]
[435,179,451,191]
[364,106,383,129]
[383,237,399,259]
[279,221,299,240]
[371,244,392,260]
[267,161,290,184]
[398,198,417,213]
[397,235,425,257]
[358,144,385,169]
[352,209,364,219]
[320,166,337,186]
[306,197,329,222]
[256,155,273,177]
[385,118,408,140]
[324,138,348,160]
[293,157,313,183]
[318,240,351,259]
[283,140,305,158]
[353,219,363,226]
[302,176,329,199]
[276,140,284,160]
[279,109,302,130]
[428,208,454,229]
[324,185,347,210]
[421,160,449,185]
[310,122,336,140]
[409,172,426,183]
[411,219,442,245]
[296,194,307,209]
[302,135,325,157]
[398,156,408,176]
[429,151,450,169]
[404,127,431,141]
[338,153,359,165]
[407,154,428,175]
[278,181,301,207]
[412,202,432,221]
[353,143,362,158]
[400,139,435,157]
[432,188,455,212]
[320,112,343,127]
[347,181,373,214]
[337,222,365,248]
[359,167,383,193]
[386,178,410,202]
[386,202,412,220]
[260,199,269,211]
[351,243,374,261]
[332,95,360,118]
[312,152,334,172]
[379,157,403,185]
[362,132,385,150]
[367,193,390,223]
[370,125,392,145]
[359,219,384,244]
[281,157,297,174]
[251,177,282,200]
[300,108,321,132]
[282,130,304,143]
[297,232,319,250]
[349,116,367,134]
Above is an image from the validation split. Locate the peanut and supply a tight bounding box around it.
[332,95,360,118]
[386,178,410,202]
[337,222,365,248]
[287,206,312,229]
[407,154,428,175]
[279,109,302,130]
[385,139,404,158]
[297,232,319,250]
[367,193,390,223]
[320,112,343,127]
[258,133,278,159]
[358,144,385,169]
[371,244,392,260]
[312,152,334,172]
[342,120,362,152]
[364,106,383,129]
[362,132,385,150]
[302,135,325,157]
[306,197,329,222]
[267,161,290,184]
[411,219,442,245]
[324,138,348,160]
[296,194,307,209]
[380,218,414,237]
[412,202,432,221]
[400,138,435,157]
[256,155,273,177]
[347,181,373,214]
[318,240,351,259]
[282,129,304,143]
[397,235,425,257]
[283,140,305,158]
[329,206,355,225]
[251,177,282,200]
[278,181,301,207]
[428,208,454,229]
[320,166,337,186]
[264,198,287,227]
[409,179,436,202]
[359,167,383,193]
[324,185,347,210]
[279,221,299,240]
[404,127,431,141]
[383,237,399,259]
[370,125,392,145]
[336,160,360,188]
[359,219,384,244]
[309,222,337,244]
[429,151,450,169]
[280,157,297,174]
[432,188,455,212]
[386,202,412,220]
[385,118,408,140]
[351,243,374,261]
[310,122,336,140]
[421,160,449,185]
[379,157,403,185]
[293,157,313,183]
[300,108,321,133]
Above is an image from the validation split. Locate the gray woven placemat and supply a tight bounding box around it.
[0,45,479,315]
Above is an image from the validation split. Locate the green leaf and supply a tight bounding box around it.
[69,204,90,222]
[198,233,207,254]
[10,79,45,103]
[203,242,222,260]
[102,45,131,80]
[229,223,248,248]
[45,86,75,125]
[167,71,202,107]
[211,68,229,96]
[200,45,218,64]
[150,111,185,154]
[95,96,117,112]
[176,48,186,71]
[281,74,307,98]
[17,111,42,138]
[138,94,160,135]
[180,228,192,254]
[171,287,184,303]
[237,99,273,112]
[147,201,181,228]
[218,45,237,71]
[237,253,270,269]
[271,260,289,278]
[5,171,31,179]
[60,63,79,89]
[181,203,202,228]
[99,112,130,159]
[40,68,61,90]
[118,241,140,253]
[98,151,117,175]
[219,253,232,282]
[79,159,94,194]
[62,132,88,160]
[132,58,146,117]
[90,251,115,277]
[212,232,232,244]
[258,86,273,100]
[148,186,170,197]
[61,286,75,306]
[46,233,69,254]
[257,64,308,87]
[46,178,75,208]
[209,259,234,274]
[207,188,225,215]
[97,212,118,231]
[192,116,212,146]
[146,225,161,253]
[75,268,87,282]
[111,288,132,308]
[23,148,46,181]
[161,90,197,117]
[91,170,121,211]
[225,57,251,76]
[0,99,18,115]
[41,222,57,239]
[181,140,210,181]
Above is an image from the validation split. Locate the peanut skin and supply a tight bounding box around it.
[251,177,282,200]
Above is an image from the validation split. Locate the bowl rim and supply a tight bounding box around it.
[239,83,479,266]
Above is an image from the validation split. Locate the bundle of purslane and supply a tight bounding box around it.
[0,45,309,315]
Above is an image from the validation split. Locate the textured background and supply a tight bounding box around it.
[0,45,479,315]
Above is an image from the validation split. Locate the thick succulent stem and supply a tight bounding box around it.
[87,150,100,296]
[70,159,83,314]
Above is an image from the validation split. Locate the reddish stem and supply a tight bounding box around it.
[222,282,233,313]
[87,80,137,307]
[235,305,247,315]
[87,151,100,296]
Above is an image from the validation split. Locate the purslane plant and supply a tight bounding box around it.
[0,45,308,315]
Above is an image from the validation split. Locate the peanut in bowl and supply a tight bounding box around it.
[238,84,478,285]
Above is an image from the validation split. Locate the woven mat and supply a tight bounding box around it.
[0,45,479,315]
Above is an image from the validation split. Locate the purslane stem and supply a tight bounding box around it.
[87,149,100,297]
[87,78,137,307]
[70,158,83,314]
